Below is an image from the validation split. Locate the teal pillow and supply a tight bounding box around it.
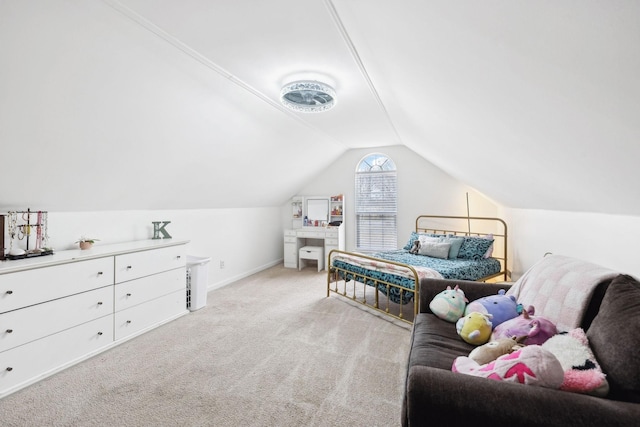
[402,232,420,250]
[443,236,465,259]
[457,237,494,260]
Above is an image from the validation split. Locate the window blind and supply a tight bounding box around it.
[355,170,397,251]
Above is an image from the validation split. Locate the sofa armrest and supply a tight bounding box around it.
[404,365,640,427]
[418,278,512,314]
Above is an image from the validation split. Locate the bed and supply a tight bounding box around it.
[326,215,508,324]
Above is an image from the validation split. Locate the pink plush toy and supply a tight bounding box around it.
[491,308,558,346]
[452,345,565,389]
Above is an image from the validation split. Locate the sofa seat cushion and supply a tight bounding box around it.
[587,274,640,403]
[409,313,474,371]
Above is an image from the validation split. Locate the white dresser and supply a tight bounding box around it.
[0,239,189,398]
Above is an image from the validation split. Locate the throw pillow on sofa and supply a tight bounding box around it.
[587,274,640,403]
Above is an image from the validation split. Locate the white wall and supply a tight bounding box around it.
[288,145,500,251]
[286,145,640,282]
[4,208,283,290]
[502,208,640,280]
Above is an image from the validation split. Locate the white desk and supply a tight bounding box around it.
[284,224,344,270]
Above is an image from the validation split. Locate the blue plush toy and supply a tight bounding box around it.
[429,285,468,323]
[464,289,521,329]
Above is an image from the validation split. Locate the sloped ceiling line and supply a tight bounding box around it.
[324,0,403,146]
[101,0,348,149]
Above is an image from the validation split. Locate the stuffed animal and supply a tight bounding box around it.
[542,328,609,396]
[409,240,421,254]
[456,311,493,345]
[464,289,521,329]
[429,285,468,323]
[491,309,558,346]
[468,336,526,365]
[452,345,565,389]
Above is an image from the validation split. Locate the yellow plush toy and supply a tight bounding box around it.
[456,311,493,345]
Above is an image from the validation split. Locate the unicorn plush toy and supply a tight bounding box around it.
[429,285,469,323]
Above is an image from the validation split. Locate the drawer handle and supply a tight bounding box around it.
[97,271,103,276]
[126,320,132,324]
[176,255,181,259]
[97,332,103,336]
[97,301,103,305]
[6,367,13,372]
[126,266,132,270]
[6,329,13,333]
[126,293,132,297]
[5,290,13,295]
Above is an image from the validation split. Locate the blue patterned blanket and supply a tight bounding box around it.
[332,250,501,304]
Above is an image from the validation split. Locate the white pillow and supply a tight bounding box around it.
[418,241,451,259]
[418,235,442,245]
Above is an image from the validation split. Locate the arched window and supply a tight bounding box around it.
[355,153,397,251]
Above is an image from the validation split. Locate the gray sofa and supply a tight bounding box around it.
[402,270,640,427]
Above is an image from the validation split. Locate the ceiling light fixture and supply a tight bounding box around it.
[280,80,336,113]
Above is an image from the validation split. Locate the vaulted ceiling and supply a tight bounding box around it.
[1,1,638,214]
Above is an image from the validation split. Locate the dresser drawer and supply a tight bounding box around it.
[0,315,113,396]
[284,229,297,237]
[115,245,186,283]
[114,290,187,341]
[115,267,185,312]
[0,286,113,353]
[0,257,114,314]
[284,236,297,244]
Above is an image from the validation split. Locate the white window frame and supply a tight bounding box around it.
[355,153,397,252]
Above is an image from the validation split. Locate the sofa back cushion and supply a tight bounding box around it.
[587,274,640,402]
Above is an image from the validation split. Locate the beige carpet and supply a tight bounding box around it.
[0,264,411,427]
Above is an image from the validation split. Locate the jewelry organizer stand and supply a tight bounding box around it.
[1,209,53,260]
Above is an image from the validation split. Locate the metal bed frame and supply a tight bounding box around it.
[327,215,509,324]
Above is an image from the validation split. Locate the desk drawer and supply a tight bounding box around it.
[284,236,297,244]
[325,230,338,238]
[284,229,297,237]
[297,230,325,238]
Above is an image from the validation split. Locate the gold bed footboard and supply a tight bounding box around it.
[326,250,419,324]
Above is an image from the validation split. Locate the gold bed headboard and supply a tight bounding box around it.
[415,215,509,280]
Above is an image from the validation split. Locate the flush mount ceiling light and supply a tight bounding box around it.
[280,80,336,113]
